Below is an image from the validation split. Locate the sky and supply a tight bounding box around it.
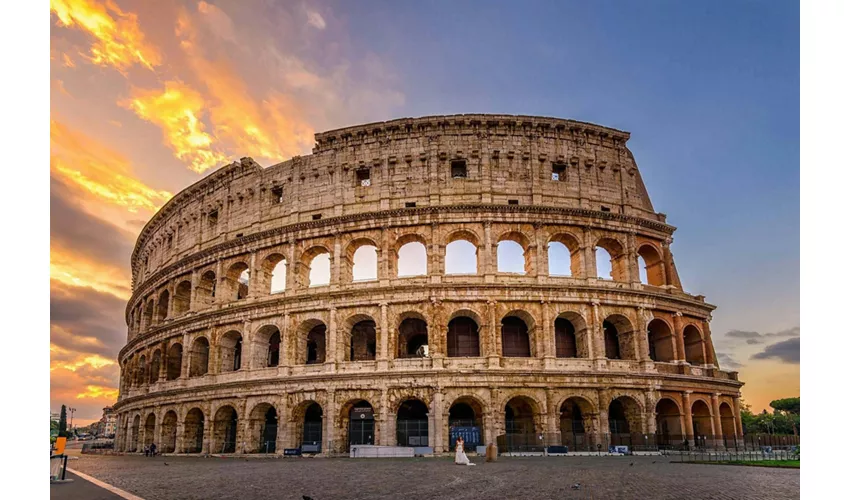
[49,0,799,424]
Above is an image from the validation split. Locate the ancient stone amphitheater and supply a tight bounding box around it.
[114,114,744,456]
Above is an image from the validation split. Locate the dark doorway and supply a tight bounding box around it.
[348,401,374,447]
[260,407,277,453]
[302,403,323,452]
[447,317,480,357]
[501,316,531,357]
[396,400,429,446]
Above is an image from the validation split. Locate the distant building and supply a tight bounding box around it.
[97,407,117,437]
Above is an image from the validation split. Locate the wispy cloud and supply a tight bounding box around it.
[306,9,326,30]
[751,337,800,364]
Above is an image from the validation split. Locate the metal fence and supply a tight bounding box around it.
[497,433,800,454]
[677,448,799,463]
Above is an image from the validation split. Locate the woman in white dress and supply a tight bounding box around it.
[454,437,475,465]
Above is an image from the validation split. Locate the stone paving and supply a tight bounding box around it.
[66,454,799,500]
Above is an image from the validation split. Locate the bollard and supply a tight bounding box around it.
[485,443,498,462]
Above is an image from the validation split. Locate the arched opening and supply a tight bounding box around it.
[155,290,169,322]
[647,319,676,362]
[253,325,281,368]
[196,270,216,308]
[447,316,480,357]
[449,398,484,451]
[501,316,531,357]
[609,396,643,445]
[445,239,477,275]
[160,411,178,453]
[212,405,238,454]
[218,331,243,372]
[719,402,736,440]
[548,233,582,277]
[560,397,593,450]
[691,400,714,443]
[683,325,706,364]
[261,253,287,294]
[135,356,147,386]
[595,238,627,281]
[396,239,427,277]
[173,281,191,315]
[348,319,377,361]
[143,413,156,447]
[166,343,182,380]
[189,337,210,377]
[305,323,326,364]
[148,350,162,384]
[302,402,323,451]
[637,244,665,286]
[183,408,204,453]
[143,300,154,328]
[497,240,526,274]
[396,399,429,447]
[223,262,250,301]
[130,415,140,452]
[308,252,331,287]
[655,398,683,448]
[352,244,378,282]
[504,396,541,451]
[398,317,428,358]
[346,401,375,449]
[603,315,636,360]
[555,318,577,358]
[249,404,278,454]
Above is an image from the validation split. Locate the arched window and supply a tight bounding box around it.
[445,240,477,274]
[219,331,243,372]
[683,325,706,364]
[156,290,169,322]
[397,241,427,277]
[603,320,621,360]
[596,247,613,279]
[269,258,287,293]
[189,337,210,377]
[306,324,326,364]
[352,245,378,281]
[398,318,428,358]
[501,316,531,357]
[596,238,627,281]
[173,281,191,315]
[547,241,572,276]
[309,253,330,287]
[497,240,526,274]
[196,270,216,308]
[638,244,665,286]
[166,344,182,380]
[555,318,577,358]
[349,320,377,361]
[647,319,675,362]
[447,316,480,357]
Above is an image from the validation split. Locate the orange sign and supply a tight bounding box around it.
[55,437,67,455]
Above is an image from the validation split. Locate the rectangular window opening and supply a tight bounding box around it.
[451,159,468,179]
[356,168,371,187]
[208,210,218,226]
[235,233,243,238]
[552,163,567,181]
[312,214,322,220]
[405,202,416,208]
[600,206,611,212]
[508,199,519,205]
[271,186,284,203]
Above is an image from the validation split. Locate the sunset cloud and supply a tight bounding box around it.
[50,0,161,72]
[123,81,229,173]
[306,9,326,30]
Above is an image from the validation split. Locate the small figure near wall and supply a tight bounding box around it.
[455,437,476,466]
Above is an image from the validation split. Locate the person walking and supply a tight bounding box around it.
[149,443,157,457]
[454,437,475,466]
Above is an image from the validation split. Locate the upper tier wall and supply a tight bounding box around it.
[132,114,664,289]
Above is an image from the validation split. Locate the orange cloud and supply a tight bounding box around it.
[50,244,131,299]
[50,0,161,72]
[122,81,229,173]
[51,344,116,372]
[62,52,76,68]
[76,385,120,400]
[50,119,172,215]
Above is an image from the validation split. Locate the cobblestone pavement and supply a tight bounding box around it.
[68,454,799,500]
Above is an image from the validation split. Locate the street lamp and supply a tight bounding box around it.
[69,408,77,434]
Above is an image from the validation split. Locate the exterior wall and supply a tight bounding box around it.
[114,114,744,454]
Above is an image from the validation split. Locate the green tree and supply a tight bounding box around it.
[58,405,68,438]
[770,397,800,415]
[770,397,800,435]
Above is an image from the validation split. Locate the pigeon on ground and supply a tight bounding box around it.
[163,462,169,466]
[571,483,581,490]
[629,462,634,466]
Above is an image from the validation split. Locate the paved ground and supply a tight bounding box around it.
[50,471,124,500]
[62,454,800,500]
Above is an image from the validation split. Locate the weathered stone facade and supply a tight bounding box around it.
[113,114,744,455]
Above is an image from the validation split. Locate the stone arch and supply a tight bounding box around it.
[655,398,684,445]
[395,398,430,447]
[608,395,643,437]
[647,318,676,362]
[196,269,216,308]
[160,410,178,453]
[342,237,380,283]
[501,311,534,357]
[343,314,377,362]
[292,400,323,451]
[548,232,583,277]
[254,324,281,368]
[260,252,287,294]
[300,245,332,287]
[683,324,707,364]
[447,310,481,357]
[447,395,486,451]
[223,261,250,301]
[445,229,480,275]
[719,402,736,438]
[397,313,429,358]
[603,313,637,360]
[143,299,155,328]
[183,407,205,453]
[595,236,628,281]
[211,405,239,454]
[143,412,156,447]
[393,233,428,277]
[338,398,379,451]
[173,280,192,316]
[555,311,590,358]
[637,243,665,286]
[166,343,182,380]
[156,289,170,322]
[217,330,243,373]
[189,336,210,377]
[148,349,162,384]
[504,395,545,440]
[496,230,534,275]
[691,399,714,439]
[248,402,278,453]
[296,319,327,365]
[129,414,140,452]
[559,396,596,448]
[135,355,147,386]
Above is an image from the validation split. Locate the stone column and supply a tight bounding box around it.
[637,307,652,370]
[597,389,610,447]
[331,233,341,290]
[682,391,694,447]
[433,390,444,453]
[286,242,297,291]
[583,230,597,279]
[153,407,162,448]
[180,333,191,379]
[733,395,745,439]
[627,232,640,284]
[201,404,212,454]
[430,222,443,282]
[159,341,168,381]
[327,307,338,368]
[166,283,175,319]
[673,312,686,362]
[711,393,723,448]
[542,301,555,367]
[275,399,287,454]
[325,390,336,454]
[483,221,495,281]
[380,227,390,285]
[379,389,392,446]
[175,421,185,454]
[378,302,389,370]
[487,300,499,367]
[545,389,560,444]
[591,301,605,368]
[242,319,253,370]
[189,269,199,311]
[214,260,223,304]
[535,222,547,281]
[247,251,259,299]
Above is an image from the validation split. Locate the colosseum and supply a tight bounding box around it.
[114,114,744,457]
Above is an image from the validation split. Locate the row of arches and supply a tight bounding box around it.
[130,231,672,335]
[119,392,740,455]
[122,312,711,389]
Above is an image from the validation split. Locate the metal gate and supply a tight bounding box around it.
[397,419,428,446]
